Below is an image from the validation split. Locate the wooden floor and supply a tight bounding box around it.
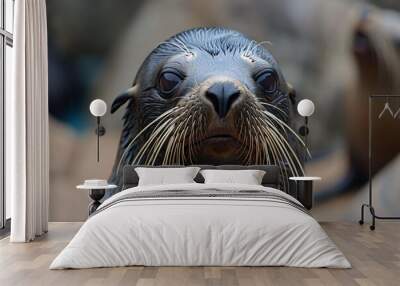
[0,222,399,286]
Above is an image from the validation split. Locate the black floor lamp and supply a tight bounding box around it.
[89,99,107,162]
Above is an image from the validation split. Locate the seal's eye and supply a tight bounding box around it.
[255,70,278,93]
[158,71,183,96]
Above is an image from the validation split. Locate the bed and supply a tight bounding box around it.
[50,165,350,269]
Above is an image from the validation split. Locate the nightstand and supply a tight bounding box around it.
[77,181,117,215]
[289,177,321,210]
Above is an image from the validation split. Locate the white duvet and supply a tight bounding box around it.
[50,183,350,269]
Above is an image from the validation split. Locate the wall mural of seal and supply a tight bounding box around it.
[109,27,308,193]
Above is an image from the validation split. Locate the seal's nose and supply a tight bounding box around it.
[205,82,241,118]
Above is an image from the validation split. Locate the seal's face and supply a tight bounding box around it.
[152,49,288,164]
[111,28,303,185]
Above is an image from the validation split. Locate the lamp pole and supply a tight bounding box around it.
[304,116,308,164]
[97,117,100,162]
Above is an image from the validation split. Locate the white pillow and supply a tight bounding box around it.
[135,167,200,186]
[200,169,266,185]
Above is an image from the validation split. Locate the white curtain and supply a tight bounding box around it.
[6,0,49,242]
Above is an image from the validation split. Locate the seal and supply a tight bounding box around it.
[109,27,306,191]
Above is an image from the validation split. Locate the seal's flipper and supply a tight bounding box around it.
[111,86,138,113]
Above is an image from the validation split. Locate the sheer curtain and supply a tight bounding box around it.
[6,0,49,242]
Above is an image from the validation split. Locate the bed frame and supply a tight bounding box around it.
[120,165,312,209]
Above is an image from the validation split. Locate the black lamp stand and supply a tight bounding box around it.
[299,116,309,164]
[95,116,106,162]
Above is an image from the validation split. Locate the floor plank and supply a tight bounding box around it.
[0,222,399,286]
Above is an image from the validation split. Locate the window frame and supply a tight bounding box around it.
[0,0,14,232]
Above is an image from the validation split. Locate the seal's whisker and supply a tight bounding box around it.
[257,111,304,176]
[165,111,192,164]
[250,113,269,162]
[251,122,261,164]
[254,125,269,165]
[179,120,192,164]
[260,129,277,167]
[135,111,187,164]
[246,112,257,162]
[163,121,179,165]
[241,110,257,163]
[236,108,263,164]
[257,123,280,165]
[133,118,175,165]
[163,132,176,165]
[242,115,254,163]
[253,125,262,164]
[259,132,269,164]
[238,113,254,162]
[253,122,288,188]
[187,114,197,164]
[179,127,188,164]
[149,123,179,165]
[146,120,179,165]
[173,123,185,164]
[189,111,205,163]
[256,125,279,167]
[184,127,193,164]
[117,107,179,173]
[250,116,262,163]
[145,111,190,165]
[179,114,195,164]
[263,108,310,156]
[171,116,190,164]
[265,121,307,174]
[240,104,302,190]
[242,126,252,159]
[256,118,291,190]
[164,123,182,164]
[257,113,299,166]
[134,119,176,165]
[164,113,191,165]
[166,122,183,164]
[260,102,288,118]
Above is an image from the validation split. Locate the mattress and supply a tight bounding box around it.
[50,183,350,269]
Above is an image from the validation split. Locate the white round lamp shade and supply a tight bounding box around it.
[89,99,107,117]
[297,99,315,117]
